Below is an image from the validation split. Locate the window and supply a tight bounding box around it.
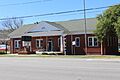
[88,37,98,47]
[14,40,20,48]
[94,38,98,46]
[58,38,60,47]
[36,39,43,48]
[75,37,80,47]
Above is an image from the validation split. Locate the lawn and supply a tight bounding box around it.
[0,54,120,59]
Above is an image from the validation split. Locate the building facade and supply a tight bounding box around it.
[8,18,118,55]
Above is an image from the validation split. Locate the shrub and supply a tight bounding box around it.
[42,53,48,55]
[0,51,7,55]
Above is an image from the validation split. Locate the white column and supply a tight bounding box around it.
[60,35,63,53]
[46,36,48,51]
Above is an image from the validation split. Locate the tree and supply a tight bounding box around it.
[2,18,23,32]
[95,4,120,41]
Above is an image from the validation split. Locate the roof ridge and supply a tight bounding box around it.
[56,17,96,23]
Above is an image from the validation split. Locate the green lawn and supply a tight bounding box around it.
[0,54,120,59]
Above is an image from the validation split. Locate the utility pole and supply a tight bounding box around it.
[83,0,87,54]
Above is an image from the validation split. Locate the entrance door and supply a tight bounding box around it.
[23,41,31,52]
[48,41,53,51]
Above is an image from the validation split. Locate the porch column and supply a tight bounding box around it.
[10,38,14,54]
[71,35,73,55]
[60,35,63,53]
[46,36,48,51]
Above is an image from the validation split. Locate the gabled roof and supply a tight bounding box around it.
[27,21,65,33]
[45,21,69,33]
[9,18,97,38]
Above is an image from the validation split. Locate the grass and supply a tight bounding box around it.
[0,54,120,59]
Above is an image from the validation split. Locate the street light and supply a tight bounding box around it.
[83,0,87,54]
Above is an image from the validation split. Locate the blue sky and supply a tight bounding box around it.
[0,0,120,26]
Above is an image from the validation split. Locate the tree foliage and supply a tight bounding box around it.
[95,4,120,41]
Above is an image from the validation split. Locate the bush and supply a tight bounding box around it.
[42,53,48,55]
[48,53,56,55]
[0,51,7,55]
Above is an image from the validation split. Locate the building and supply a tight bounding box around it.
[0,30,10,52]
[8,18,118,55]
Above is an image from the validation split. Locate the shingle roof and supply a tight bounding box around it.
[8,24,37,38]
[56,18,97,33]
[9,18,97,38]
[45,21,70,33]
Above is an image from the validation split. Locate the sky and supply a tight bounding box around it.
[0,0,120,27]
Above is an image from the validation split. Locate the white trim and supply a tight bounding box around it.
[60,36,64,53]
[14,40,21,48]
[36,39,43,48]
[75,37,80,47]
[68,32,94,35]
[88,37,98,47]
[9,31,94,38]
[24,31,64,37]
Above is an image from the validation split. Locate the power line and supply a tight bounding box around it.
[0,6,109,20]
[32,11,102,21]
[50,10,103,17]
[0,0,51,7]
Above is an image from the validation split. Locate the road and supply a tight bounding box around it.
[0,57,120,80]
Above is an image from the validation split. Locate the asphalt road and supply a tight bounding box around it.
[0,57,120,80]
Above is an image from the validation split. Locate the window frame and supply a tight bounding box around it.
[36,39,43,48]
[14,40,21,48]
[75,37,80,47]
[88,37,98,47]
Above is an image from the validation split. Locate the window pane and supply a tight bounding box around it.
[94,38,98,46]
[36,40,39,48]
[41,40,43,43]
[40,40,43,47]
[15,41,17,48]
[88,38,92,46]
[89,38,92,41]
[75,38,80,47]
[36,39,43,48]
[89,42,92,46]
[15,40,20,48]
[88,37,98,47]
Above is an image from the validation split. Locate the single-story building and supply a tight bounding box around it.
[8,18,118,55]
